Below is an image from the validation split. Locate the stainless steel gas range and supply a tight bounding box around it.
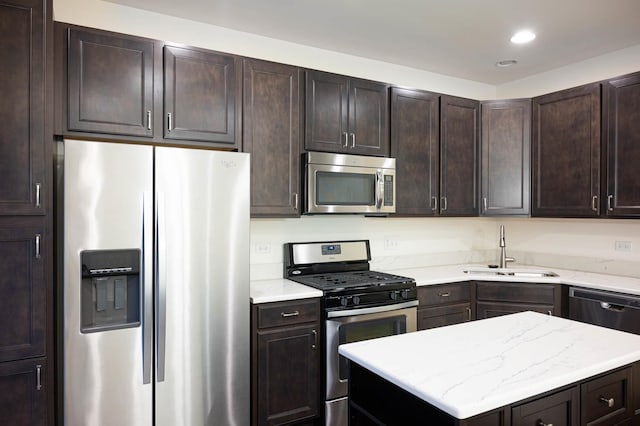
[284,240,418,426]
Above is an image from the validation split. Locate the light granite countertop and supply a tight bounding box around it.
[250,264,640,304]
[338,311,640,419]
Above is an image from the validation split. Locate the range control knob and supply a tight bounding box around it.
[352,296,361,305]
[401,289,409,299]
[389,291,398,301]
[340,297,349,307]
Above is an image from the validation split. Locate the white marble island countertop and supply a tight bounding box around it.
[339,311,640,419]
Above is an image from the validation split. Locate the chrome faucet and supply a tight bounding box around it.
[499,225,515,268]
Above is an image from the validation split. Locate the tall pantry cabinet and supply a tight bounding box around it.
[0,0,52,424]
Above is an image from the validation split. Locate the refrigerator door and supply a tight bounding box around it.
[154,147,250,426]
[62,139,154,425]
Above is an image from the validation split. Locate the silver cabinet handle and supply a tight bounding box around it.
[342,132,348,148]
[599,396,615,408]
[483,197,487,212]
[439,292,450,297]
[281,311,299,318]
[293,193,298,210]
[36,365,42,390]
[35,234,41,259]
[467,307,472,321]
[592,195,598,212]
[311,329,317,350]
[536,421,552,426]
[441,197,447,212]
[35,183,41,208]
[167,113,173,132]
[147,110,152,130]
[547,310,553,316]
[608,195,614,212]
[350,132,356,148]
[431,196,438,212]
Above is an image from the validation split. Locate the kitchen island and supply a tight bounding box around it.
[339,311,640,425]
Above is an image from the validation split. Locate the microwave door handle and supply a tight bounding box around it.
[376,170,384,210]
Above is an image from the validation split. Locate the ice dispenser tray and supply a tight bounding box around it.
[80,249,141,333]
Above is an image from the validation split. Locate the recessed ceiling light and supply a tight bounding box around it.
[495,59,518,68]
[510,30,536,44]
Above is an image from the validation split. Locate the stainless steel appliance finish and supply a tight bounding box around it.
[283,240,417,426]
[304,152,396,215]
[569,287,640,335]
[61,139,250,426]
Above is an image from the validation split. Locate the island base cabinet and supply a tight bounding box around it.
[512,387,579,426]
[581,368,632,426]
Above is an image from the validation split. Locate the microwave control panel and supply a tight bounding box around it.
[384,175,394,206]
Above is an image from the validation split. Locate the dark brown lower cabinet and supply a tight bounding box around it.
[417,282,475,330]
[512,387,579,426]
[252,299,321,426]
[418,303,472,330]
[475,282,562,320]
[0,358,46,426]
[581,368,632,426]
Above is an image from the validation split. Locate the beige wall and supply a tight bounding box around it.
[53,0,640,280]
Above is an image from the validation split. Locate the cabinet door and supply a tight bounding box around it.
[0,358,46,426]
[243,59,301,217]
[67,28,154,137]
[0,0,46,215]
[348,78,389,156]
[532,83,601,217]
[164,45,240,146]
[257,325,319,426]
[0,221,45,361]
[581,368,632,426]
[604,73,640,217]
[440,95,479,216]
[390,88,439,215]
[305,70,349,153]
[480,99,531,216]
[512,386,579,426]
[476,301,555,319]
[418,303,472,331]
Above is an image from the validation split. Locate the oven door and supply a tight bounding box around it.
[325,301,417,401]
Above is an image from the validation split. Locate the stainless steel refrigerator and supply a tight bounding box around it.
[59,139,250,425]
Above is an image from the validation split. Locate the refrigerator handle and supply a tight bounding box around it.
[155,192,167,382]
[142,192,153,384]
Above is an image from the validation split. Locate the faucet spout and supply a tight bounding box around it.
[498,225,515,268]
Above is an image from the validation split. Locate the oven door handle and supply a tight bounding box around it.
[326,300,418,318]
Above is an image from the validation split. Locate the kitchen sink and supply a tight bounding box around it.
[463,267,558,278]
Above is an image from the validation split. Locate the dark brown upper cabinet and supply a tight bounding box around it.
[603,72,640,217]
[390,88,440,216]
[243,59,302,217]
[305,70,389,156]
[164,45,241,147]
[480,99,531,216]
[532,83,601,217]
[66,27,155,137]
[440,95,479,216]
[0,0,46,215]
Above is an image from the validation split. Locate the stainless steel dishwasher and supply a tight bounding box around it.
[569,287,640,335]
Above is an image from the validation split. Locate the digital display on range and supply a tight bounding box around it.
[321,244,341,255]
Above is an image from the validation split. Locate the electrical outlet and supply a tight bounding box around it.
[384,238,399,250]
[614,241,632,252]
[254,242,272,254]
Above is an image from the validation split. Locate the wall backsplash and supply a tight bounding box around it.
[250,216,640,280]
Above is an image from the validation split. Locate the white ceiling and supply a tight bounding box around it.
[105,0,640,84]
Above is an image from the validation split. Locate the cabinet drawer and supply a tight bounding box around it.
[257,299,320,329]
[476,282,555,304]
[581,367,632,425]
[418,283,471,306]
[512,386,579,426]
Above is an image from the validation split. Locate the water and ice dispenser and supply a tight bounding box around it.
[80,249,141,333]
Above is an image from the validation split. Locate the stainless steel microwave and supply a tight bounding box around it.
[304,152,396,214]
